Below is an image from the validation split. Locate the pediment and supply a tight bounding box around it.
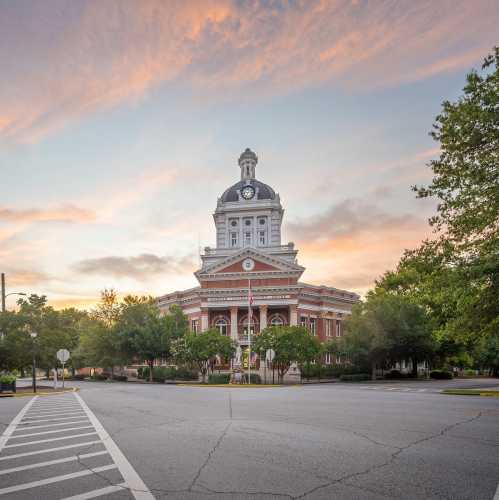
[198,248,304,276]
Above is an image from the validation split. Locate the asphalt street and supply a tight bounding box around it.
[1,379,498,499]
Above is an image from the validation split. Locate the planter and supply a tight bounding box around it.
[0,381,16,393]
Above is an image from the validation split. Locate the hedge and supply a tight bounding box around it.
[300,364,365,379]
[339,373,370,382]
[430,370,453,380]
[208,374,231,384]
[242,373,261,384]
[138,366,198,382]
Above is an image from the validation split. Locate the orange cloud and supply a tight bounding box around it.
[0,205,96,224]
[288,198,433,294]
[1,1,497,142]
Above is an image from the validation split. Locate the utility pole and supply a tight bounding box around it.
[1,273,5,313]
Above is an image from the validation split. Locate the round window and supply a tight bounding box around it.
[245,220,251,226]
[231,220,238,227]
[259,218,266,225]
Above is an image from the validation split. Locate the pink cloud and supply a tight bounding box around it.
[1,1,497,142]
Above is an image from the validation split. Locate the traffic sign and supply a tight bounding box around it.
[266,349,275,362]
[56,349,70,363]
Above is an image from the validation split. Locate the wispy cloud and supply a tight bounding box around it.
[288,197,432,293]
[0,205,96,224]
[73,253,196,280]
[1,0,497,142]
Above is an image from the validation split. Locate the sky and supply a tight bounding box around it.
[0,0,498,310]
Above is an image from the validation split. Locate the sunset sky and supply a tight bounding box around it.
[1,0,498,310]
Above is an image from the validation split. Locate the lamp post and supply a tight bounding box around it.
[30,332,38,393]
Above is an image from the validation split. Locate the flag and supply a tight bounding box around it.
[248,280,253,325]
[248,280,254,306]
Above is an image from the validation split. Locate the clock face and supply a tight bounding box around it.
[242,258,255,271]
[241,185,255,200]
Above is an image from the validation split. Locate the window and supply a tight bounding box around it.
[300,316,307,327]
[325,352,332,365]
[231,232,238,247]
[259,218,266,225]
[231,220,238,227]
[336,321,342,337]
[325,319,332,337]
[336,355,341,364]
[309,318,316,336]
[244,231,252,246]
[191,319,198,333]
[270,314,284,327]
[259,231,266,246]
[215,318,228,336]
[245,219,252,226]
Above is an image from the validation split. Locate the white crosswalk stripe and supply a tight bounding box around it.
[0,393,154,499]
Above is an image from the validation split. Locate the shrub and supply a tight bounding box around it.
[90,374,107,381]
[73,374,86,380]
[385,370,410,380]
[430,370,453,380]
[112,375,128,382]
[339,373,370,382]
[174,367,199,381]
[0,374,16,384]
[242,373,261,384]
[208,373,230,384]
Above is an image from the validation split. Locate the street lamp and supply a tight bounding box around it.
[30,331,37,393]
[2,292,27,312]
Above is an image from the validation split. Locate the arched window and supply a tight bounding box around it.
[240,315,259,337]
[214,318,228,336]
[269,314,285,327]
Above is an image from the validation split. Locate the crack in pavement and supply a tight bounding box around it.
[188,421,232,491]
[295,411,484,499]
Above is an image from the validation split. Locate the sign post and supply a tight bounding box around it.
[56,349,70,390]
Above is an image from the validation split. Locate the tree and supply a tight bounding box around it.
[116,297,170,382]
[474,334,499,377]
[254,326,322,383]
[375,48,499,370]
[180,329,236,383]
[342,293,434,379]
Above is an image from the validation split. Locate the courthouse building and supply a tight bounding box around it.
[158,149,359,363]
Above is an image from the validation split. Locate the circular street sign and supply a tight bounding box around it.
[56,349,70,363]
[266,349,275,362]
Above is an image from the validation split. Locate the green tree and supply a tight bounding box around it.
[254,326,322,383]
[116,297,170,382]
[474,334,499,376]
[179,329,236,383]
[376,48,499,370]
[343,293,434,379]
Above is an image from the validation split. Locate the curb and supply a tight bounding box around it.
[0,387,79,398]
[441,389,499,397]
[177,384,290,388]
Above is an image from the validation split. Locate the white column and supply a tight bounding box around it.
[259,305,268,331]
[289,304,298,326]
[201,308,209,332]
[230,307,238,340]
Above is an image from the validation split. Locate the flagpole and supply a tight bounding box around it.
[248,278,251,385]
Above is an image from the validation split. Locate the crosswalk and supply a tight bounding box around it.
[0,392,154,499]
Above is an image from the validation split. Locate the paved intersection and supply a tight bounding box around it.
[1,380,499,499]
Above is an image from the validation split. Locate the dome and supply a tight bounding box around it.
[220,179,276,203]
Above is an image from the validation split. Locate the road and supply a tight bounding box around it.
[1,378,498,499]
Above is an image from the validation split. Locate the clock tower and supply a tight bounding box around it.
[158,148,359,371]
